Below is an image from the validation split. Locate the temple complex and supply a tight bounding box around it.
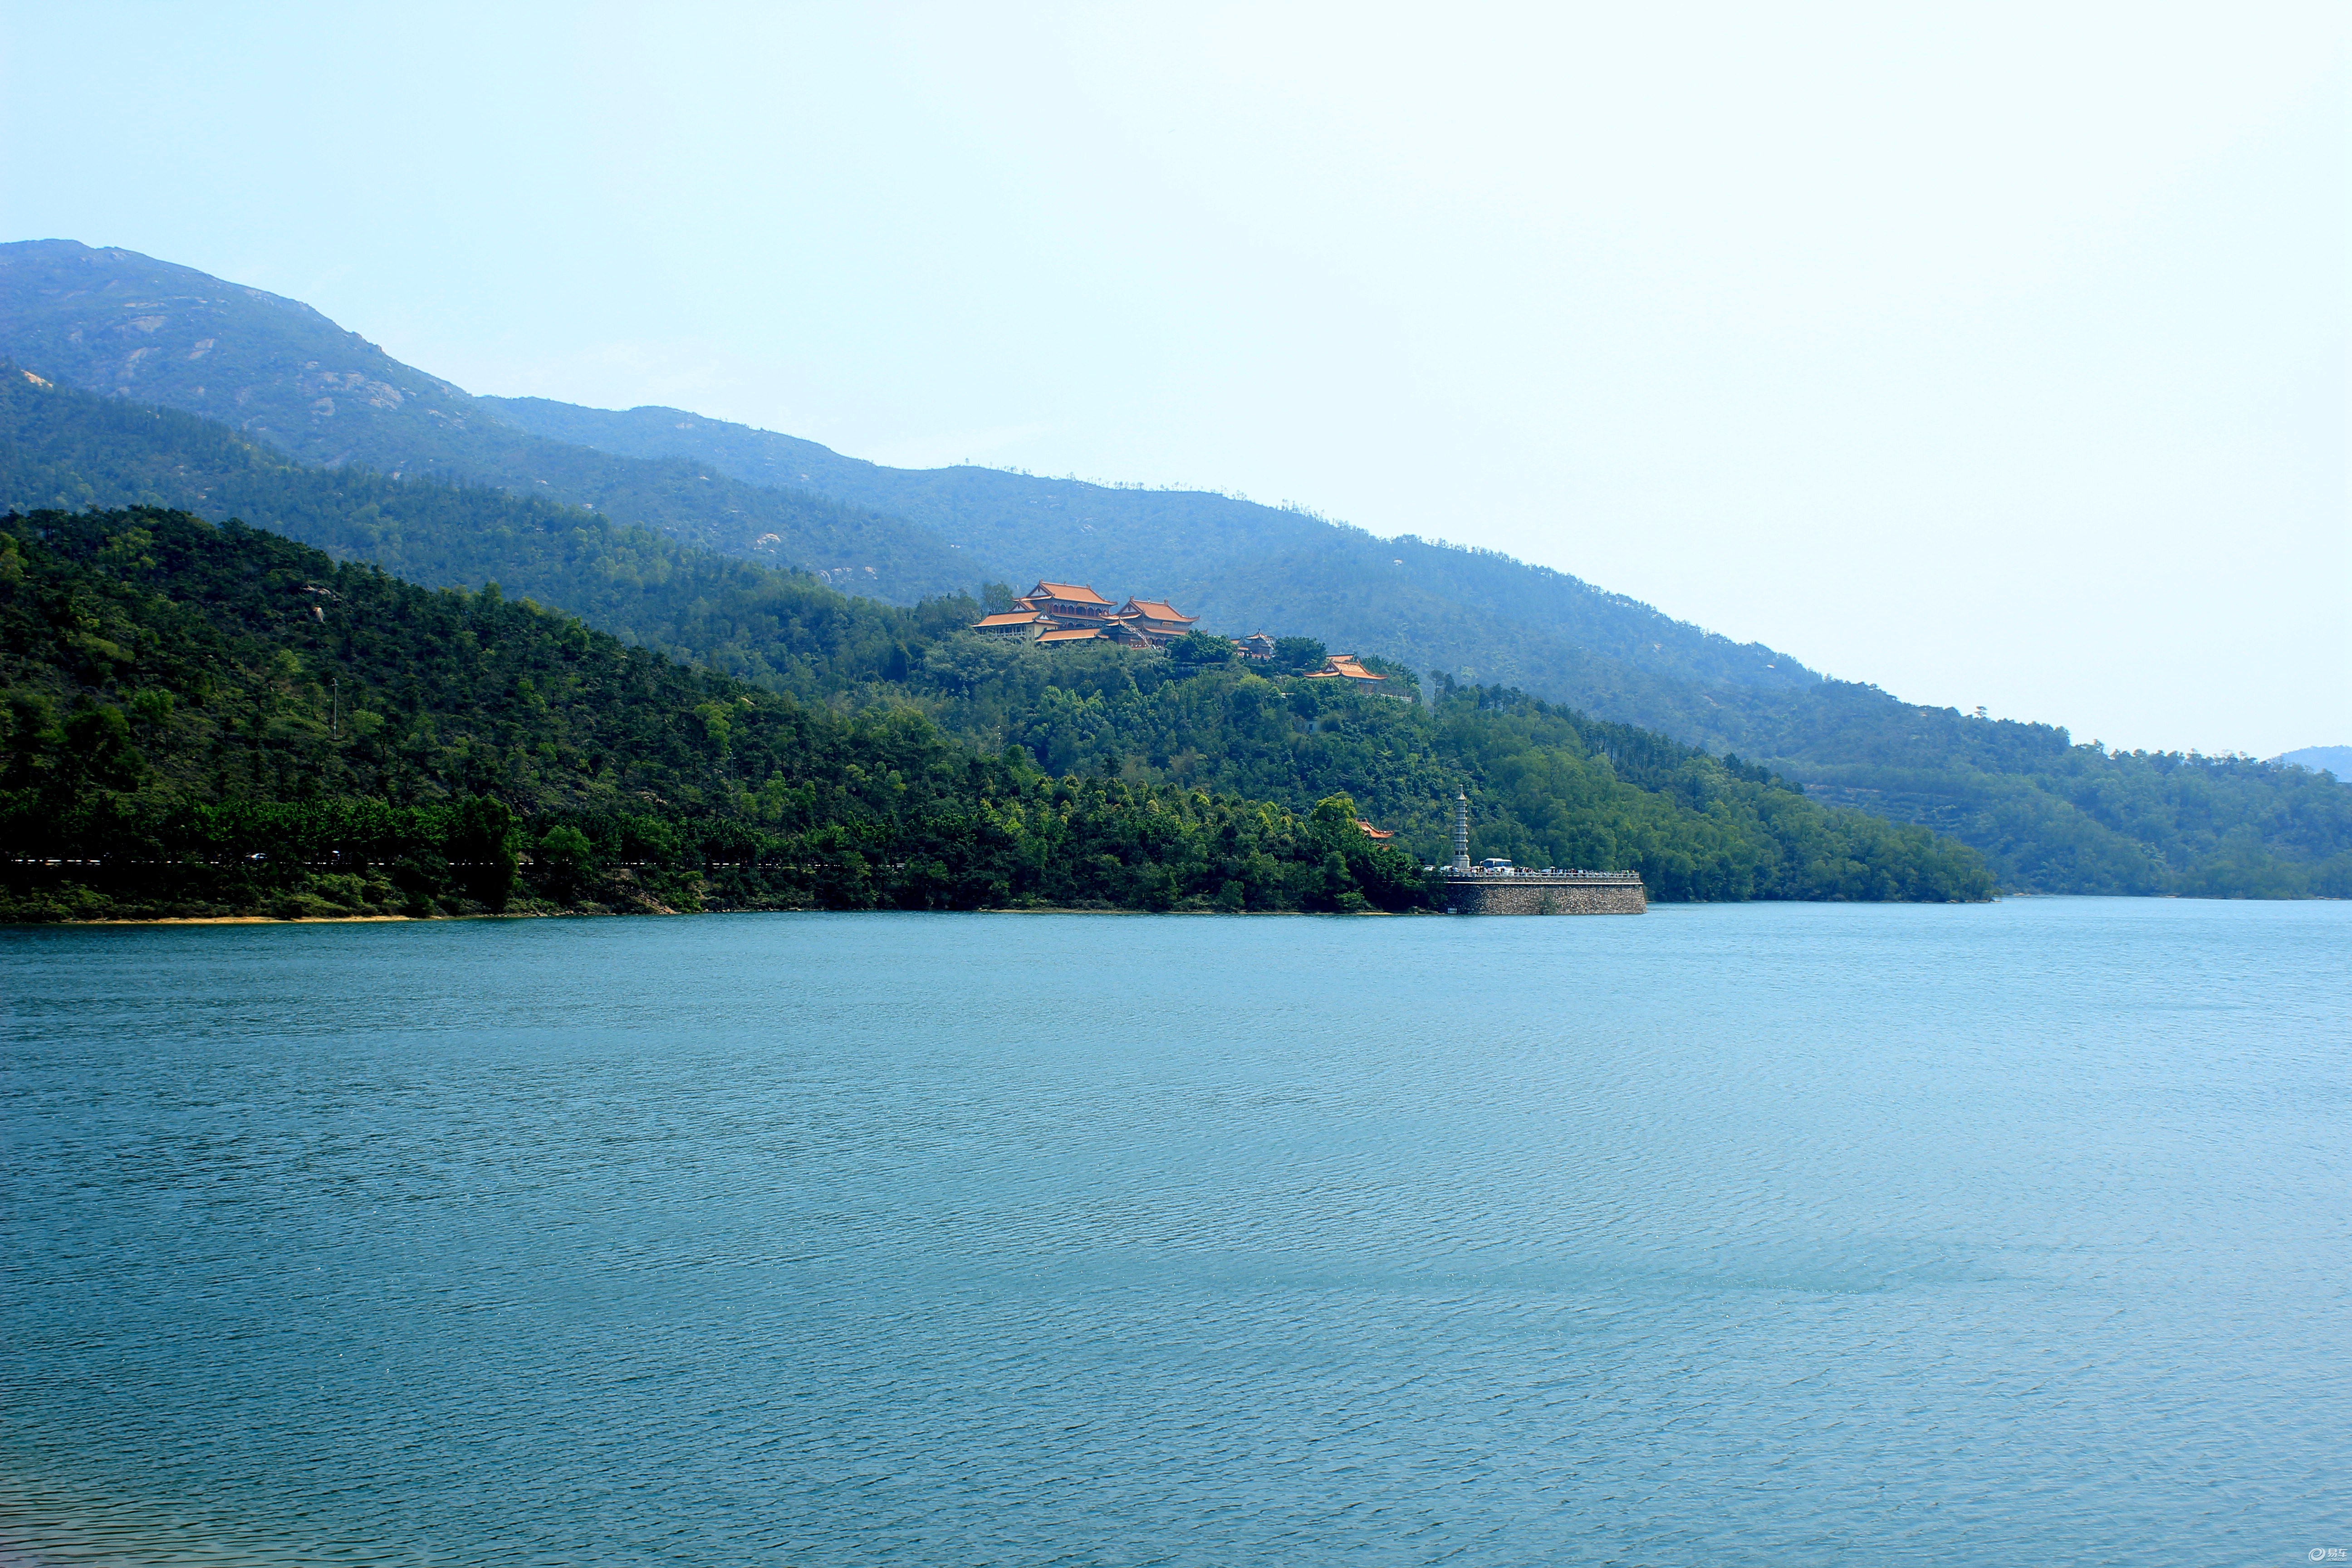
[968,587,1393,682]
[971,582,1201,648]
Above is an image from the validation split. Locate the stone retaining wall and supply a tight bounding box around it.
[1443,874,1647,915]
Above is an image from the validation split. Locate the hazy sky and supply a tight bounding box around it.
[3,2,2344,754]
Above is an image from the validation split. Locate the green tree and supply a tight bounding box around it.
[1168,630,1235,667]
[535,824,597,902]
[1272,637,1326,674]
[448,796,520,912]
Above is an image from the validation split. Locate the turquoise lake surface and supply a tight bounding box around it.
[3,899,2346,1564]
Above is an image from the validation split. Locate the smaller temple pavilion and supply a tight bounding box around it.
[1304,653,1385,683]
[1114,598,1198,642]
[968,609,1055,639]
[1038,625,1122,647]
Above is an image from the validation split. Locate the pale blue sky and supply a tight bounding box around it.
[3,2,2343,753]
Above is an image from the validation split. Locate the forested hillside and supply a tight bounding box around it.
[0,509,1438,920]
[0,241,971,600]
[901,641,1990,902]
[0,501,1992,917]
[6,370,2341,897]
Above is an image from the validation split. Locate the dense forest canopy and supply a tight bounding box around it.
[848,638,1993,902]
[0,510,1435,920]
[0,510,2004,921]
[0,509,1991,919]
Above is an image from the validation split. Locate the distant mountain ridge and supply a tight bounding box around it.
[0,240,971,600]
[2271,746,2351,780]
[482,394,1818,698]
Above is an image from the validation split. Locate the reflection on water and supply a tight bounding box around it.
[4,900,2347,1564]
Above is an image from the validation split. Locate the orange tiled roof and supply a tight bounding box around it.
[1120,598,1195,623]
[1355,819,1395,840]
[1305,654,1386,681]
[1036,627,1107,643]
[971,611,1048,628]
[1026,581,1113,606]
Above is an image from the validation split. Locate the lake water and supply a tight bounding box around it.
[3,899,2346,1565]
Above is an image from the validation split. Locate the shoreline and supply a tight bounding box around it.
[39,905,1416,926]
[73,912,448,925]
[18,897,2327,928]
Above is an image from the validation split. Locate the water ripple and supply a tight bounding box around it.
[3,899,2347,1564]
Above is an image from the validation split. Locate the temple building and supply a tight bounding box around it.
[1017,582,1120,628]
[1304,653,1386,683]
[1231,632,1276,662]
[969,610,1054,641]
[1113,598,1198,645]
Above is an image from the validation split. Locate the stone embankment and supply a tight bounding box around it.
[1443,870,1646,915]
